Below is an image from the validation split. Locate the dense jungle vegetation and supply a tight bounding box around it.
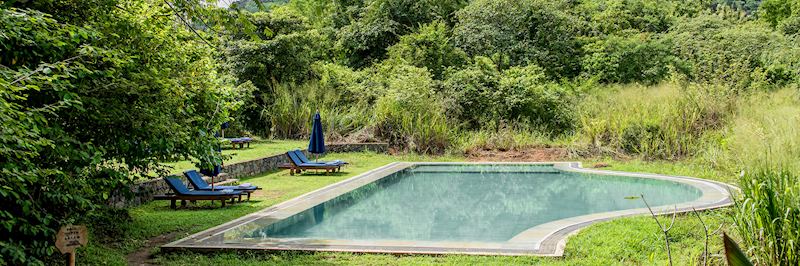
[1,0,800,264]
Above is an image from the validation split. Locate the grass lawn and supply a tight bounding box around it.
[84,151,734,265]
[163,139,307,173]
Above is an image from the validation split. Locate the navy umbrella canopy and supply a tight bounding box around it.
[308,112,325,158]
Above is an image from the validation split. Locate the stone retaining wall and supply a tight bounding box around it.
[109,142,388,207]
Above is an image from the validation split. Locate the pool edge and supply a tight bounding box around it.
[162,161,736,257]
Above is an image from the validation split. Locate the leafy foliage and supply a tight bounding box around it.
[666,14,793,91]
[442,57,575,134]
[224,0,800,153]
[581,31,673,84]
[0,2,244,263]
[332,0,468,68]
[760,0,800,34]
[575,0,675,35]
[387,21,467,79]
[6,0,800,262]
[452,0,581,78]
[723,232,755,266]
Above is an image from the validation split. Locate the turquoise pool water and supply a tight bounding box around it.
[230,164,703,243]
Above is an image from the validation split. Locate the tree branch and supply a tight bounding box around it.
[641,194,675,266]
[163,0,216,49]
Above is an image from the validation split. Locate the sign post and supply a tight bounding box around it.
[55,225,88,266]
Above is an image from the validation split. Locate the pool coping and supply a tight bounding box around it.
[162,162,736,256]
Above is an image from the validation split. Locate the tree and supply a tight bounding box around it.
[0,1,243,263]
[575,0,675,35]
[223,7,327,136]
[334,0,468,68]
[452,0,582,79]
[387,21,468,79]
[441,57,575,133]
[759,0,800,35]
[581,31,674,84]
[666,14,792,91]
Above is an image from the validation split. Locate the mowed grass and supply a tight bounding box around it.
[163,139,307,173]
[584,158,738,185]
[84,151,733,265]
[83,151,462,265]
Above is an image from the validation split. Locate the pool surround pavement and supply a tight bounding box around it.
[162,162,736,256]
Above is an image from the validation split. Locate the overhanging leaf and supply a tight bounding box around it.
[723,232,753,266]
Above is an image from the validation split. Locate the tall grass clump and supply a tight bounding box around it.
[373,101,451,154]
[733,167,800,265]
[265,81,370,139]
[716,89,800,265]
[452,126,568,153]
[708,89,800,170]
[577,83,734,159]
[371,77,452,154]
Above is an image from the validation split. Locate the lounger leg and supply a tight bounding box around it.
[181,200,187,207]
[221,199,226,207]
[247,192,251,201]
[238,194,242,202]
[170,199,176,209]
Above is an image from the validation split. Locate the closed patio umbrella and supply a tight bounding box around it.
[308,111,325,161]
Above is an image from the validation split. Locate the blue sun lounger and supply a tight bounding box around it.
[155,176,242,208]
[285,151,341,175]
[183,170,260,201]
[291,149,347,166]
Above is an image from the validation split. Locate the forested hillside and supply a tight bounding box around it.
[2,0,800,264]
[225,0,799,157]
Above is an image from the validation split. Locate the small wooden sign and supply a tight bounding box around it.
[55,225,88,266]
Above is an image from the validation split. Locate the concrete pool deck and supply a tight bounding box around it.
[162,162,736,256]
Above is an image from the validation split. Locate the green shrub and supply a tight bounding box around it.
[452,0,581,78]
[581,31,674,84]
[374,97,451,154]
[262,80,370,140]
[365,62,452,153]
[387,21,468,79]
[759,0,800,34]
[499,65,577,134]
[442,57,576,134]
[263,61,452,152]
[702,89,800,265]
[666,15,790,91]
[575,0,675,34]
[334,0,469,68]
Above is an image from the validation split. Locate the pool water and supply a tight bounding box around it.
[230,164,703,243]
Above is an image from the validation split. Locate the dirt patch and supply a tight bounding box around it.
[465,147,569,162]
[126,231,180,266]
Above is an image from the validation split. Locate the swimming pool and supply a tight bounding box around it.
[163,162,733,256]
